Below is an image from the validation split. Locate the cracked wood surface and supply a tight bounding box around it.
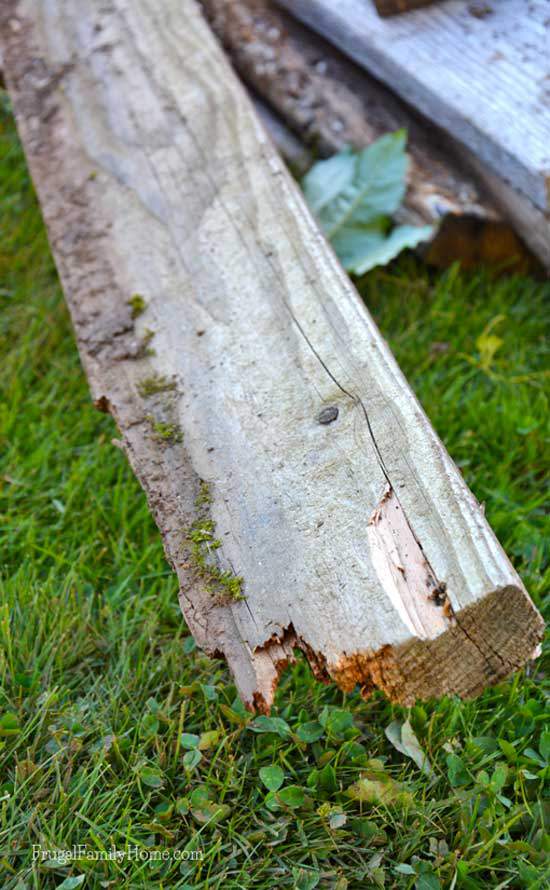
[1,0,543,711]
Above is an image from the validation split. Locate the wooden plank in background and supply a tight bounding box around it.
[278,0,550,213]
[1,0,543,711]
[202,0,546,272]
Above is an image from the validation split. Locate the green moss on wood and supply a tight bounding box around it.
[134,328,156,360]
[146,415,183,444]
[128,293,147,318]
[195,479,213,508]
[137,373,177,397]
[187,487,244,601]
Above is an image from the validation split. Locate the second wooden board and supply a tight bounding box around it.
[278,0,550,212]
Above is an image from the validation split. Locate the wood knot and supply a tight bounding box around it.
[317,406,339,425]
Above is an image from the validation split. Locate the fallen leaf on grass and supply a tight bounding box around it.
[385,718,433,776]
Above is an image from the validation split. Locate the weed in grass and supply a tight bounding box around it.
[0,99,548,889]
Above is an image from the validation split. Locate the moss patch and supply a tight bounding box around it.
[187,484,244,601]
[128,293,146,318]
[147,416,182,444]
[134,327,155,360]
[195,479,213,508]
[137,373,177,397]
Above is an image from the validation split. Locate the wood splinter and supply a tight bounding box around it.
[1,0,543,712]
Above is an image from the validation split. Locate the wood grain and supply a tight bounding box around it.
[1,0,543,711]
[278,0,550,212]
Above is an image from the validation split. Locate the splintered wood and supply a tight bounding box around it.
[1,0,543,711]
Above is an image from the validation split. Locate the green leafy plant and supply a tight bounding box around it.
[301,130,433,274]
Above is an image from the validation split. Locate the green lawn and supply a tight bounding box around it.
[0,97,548,890]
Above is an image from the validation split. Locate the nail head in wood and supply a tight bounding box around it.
[317,406,339,425]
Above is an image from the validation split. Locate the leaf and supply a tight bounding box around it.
[491,763,508,793]
[183,749,202,770]
[296,721,325,744]
[346,224,434,275]
[219,703,248,726]
[250,716,291,737]
[302,132,408,236]
[0,712,20,736]
[497,739,517,762]
[301,148,356,217]
[56,877,86,889]
[476,333,503,369]
[154,800,174,822]
[264,790,282,812]
[180,732,200,749]
[146,696,160,714]
[301,132,433,273]
[198,730,220,750]
[138,766,164,788]
[189,785,211,805]
[277,785,306,808]
[523,747,546,767]
[385,719,433,776]
[470,735,499,754]
[259,765,285,792]
[475,314,505,371]
[350,818,388,845]
[415,871,441,890]
[395,864,417,875]
[539,731,550,763]
[328,810,347,829]
[176,797,190,815]
[329,222,385,271]
[191,800,231,825]
[446,753,470,787]
[292,866,321,890]
[182,636,196,654]
[326,710,354,737]
[346,774,412,807]
[319,763,338,794]
[140,714,159,738]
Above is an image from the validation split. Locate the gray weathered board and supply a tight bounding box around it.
[278,0,550,213]
[1,0,543,711]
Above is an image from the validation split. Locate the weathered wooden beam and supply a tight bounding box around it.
[277,0,550,213]
[202,0,545,273]
[1,0,543,712]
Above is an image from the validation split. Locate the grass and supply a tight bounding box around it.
[0,97,548,890]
